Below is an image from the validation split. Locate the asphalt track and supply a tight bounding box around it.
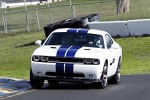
[3,74,150,100]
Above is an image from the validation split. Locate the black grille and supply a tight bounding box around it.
[45,72,85,77]
[48,57,83,63]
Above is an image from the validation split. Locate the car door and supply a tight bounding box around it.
[105,34,118,77]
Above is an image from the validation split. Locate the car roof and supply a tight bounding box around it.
[52,28,108,36]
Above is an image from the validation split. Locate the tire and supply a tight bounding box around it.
[44,18,76,38]
[108,60,121,84]
[61,17,76,24]
[52,21,64,31]
[44,24,55,38]
[61,22,72,28]
[93,63,107,89]
[43,20,64,38]
[73,17,89,28]
[30,69,44,89]
[88,13,100,22]
[61,18,77,28]
[48,80,58,85]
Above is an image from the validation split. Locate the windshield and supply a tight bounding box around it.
[45,32,104,48]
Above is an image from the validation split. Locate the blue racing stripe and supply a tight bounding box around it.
[56,63,64,73]
[66,46,82,58]
[65,64,74,74]
[56,45,70,57]
[67,28,78,33]
[77,29,88,34]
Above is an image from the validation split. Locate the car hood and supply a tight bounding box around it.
[32,45,106,58]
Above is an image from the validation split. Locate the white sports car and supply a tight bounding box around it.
[30,28,122,89]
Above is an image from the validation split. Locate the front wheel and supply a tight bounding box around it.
[30,70,44,89]
[108,62,121,84]
[93,63,107,89]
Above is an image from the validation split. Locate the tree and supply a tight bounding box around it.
[116,0,130,14]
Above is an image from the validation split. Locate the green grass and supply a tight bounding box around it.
[1,0,150,34]
[0,32,150,79]
[0,32,45,79]
[0,0,150,79]
[115,37,150,75]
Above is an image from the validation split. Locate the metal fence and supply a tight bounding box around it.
[0,0,116,34]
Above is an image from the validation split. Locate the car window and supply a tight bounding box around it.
[45,32,105,48]
[105,34,113,49]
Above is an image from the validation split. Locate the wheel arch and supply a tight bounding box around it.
[104,59,109,73]
[105,59,108,67]
[118,56,122,67]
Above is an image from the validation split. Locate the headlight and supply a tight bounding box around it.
[93,59,100,65]
[84,58,93,64]
[32,56,40,62]
[40,56,47,62]
[84,58,100,65]
[32,55,48,62]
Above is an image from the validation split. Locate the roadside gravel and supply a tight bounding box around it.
[0,77,31,99]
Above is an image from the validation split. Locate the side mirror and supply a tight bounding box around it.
[35,40,42,47]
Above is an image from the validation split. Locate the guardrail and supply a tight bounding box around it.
[88,19,150,37]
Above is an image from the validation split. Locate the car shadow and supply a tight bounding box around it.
[15,39,45,48]
[42,82,96,90]
[39,82,116,90]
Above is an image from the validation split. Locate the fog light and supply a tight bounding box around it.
[89,74,93,79]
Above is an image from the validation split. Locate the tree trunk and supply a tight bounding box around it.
[116,0,130,14]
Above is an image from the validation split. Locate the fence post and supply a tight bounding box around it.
[35,9,40,30]
[24,0,30,32]
[11,20,13,30]
[2,13,6,33]
[70,1,76,18]
[116,0,121,20]
[47,1,53,23]
[3,8,7,33]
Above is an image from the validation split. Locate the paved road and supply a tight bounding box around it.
[3,74,150,100]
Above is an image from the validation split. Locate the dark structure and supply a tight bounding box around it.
[44,13,100,38]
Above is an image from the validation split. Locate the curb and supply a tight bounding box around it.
[0,77,31,99]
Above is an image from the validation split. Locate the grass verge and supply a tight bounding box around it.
[0,32,150,79]
[0,0,150,79]
[1,0,150,34]
[115,37,150,75]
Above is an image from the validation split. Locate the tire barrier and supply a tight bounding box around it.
[60,18,77,28]
[44,18,77,38]
[73,17,89,28]
[43,24,55,38]
[43,13,100,38]
[87,13,100,22]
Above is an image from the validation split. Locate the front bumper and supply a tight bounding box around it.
[31,61,103,81]
[31,76,102,83]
